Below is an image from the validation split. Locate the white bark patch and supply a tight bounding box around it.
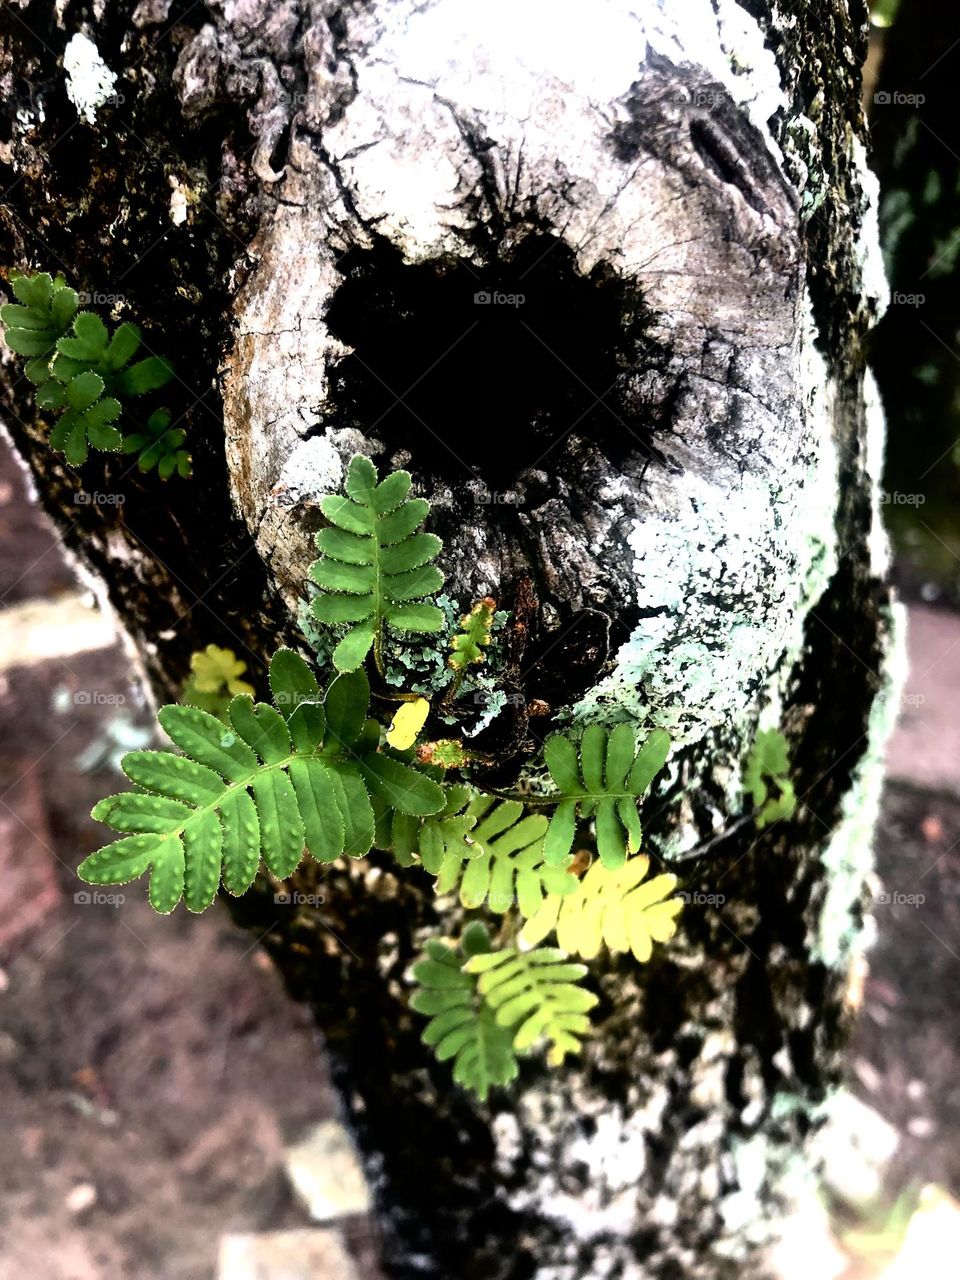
[63,33,117,126]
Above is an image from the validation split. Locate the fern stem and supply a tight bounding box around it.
[440,663,467,708]
[372,627,386,680]
[480,786,555,806]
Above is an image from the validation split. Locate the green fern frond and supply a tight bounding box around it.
[51,310,174,397]
[448,597,496,674]
[377,782,477,870]
[541,725,671,869]
[122,408,192,478]
[41,370,123,464]
[521,853,683,962]
[310,455,444,672]
[464,945,598,1065]
[80,649,444,913]
[431,794,577,917]
[2,271,178,469]
[1,272,78,380]
[410,922,518,1101]
[744,727,796,828]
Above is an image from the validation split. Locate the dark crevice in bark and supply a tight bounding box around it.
[320,231,666,485]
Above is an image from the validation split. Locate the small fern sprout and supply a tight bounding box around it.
[444,596,496,702]
[1,269,179,471]
[40,370,123,465]
[182,645,254,719]
[416,739,469,770]
[1,271,78,383]
[123,408,192,478]
[744,727,797,828]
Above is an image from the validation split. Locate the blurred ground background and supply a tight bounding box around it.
[3,2,960,1276]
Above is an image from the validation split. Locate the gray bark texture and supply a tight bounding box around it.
[0,1,901,1277]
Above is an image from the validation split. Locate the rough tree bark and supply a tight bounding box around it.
[0,2,901,1277]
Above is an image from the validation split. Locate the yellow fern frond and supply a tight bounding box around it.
[520,854,683,963]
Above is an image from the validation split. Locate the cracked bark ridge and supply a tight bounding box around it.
[0,3,898,1279]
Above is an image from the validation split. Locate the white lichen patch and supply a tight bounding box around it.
[491,1083,677,1256]
[320,0,787,261]
[63,33,118,126]
[168,175,190,225]
[569,295,839,770]
[864,371,893,578]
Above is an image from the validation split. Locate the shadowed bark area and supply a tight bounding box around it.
[0,2,897,1277]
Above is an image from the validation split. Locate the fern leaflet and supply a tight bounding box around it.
[542,725,670,869]
[430,794,576,917]
[80,650,444,913]
[1,271,78,381]
[464,946,598,1065]
[521,854,683,962]
[377,782,477,870]
[310,455,444,672]
[410,922,518,1101]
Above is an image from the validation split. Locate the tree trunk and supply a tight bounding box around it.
[0,2,901,1277]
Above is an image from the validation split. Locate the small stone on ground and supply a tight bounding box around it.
[218,1229,361,1280]
[285,1120,372,1222]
